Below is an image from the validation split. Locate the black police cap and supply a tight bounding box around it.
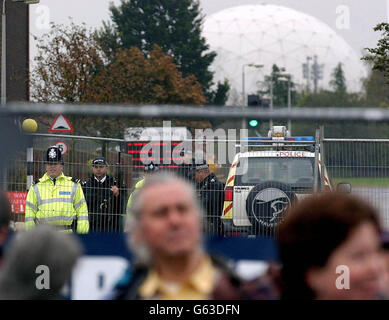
[92,157,108,166]
[45,146,63,164]
[194,159,209,171]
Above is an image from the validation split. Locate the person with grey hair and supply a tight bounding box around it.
[0,225,82,300]
[107,173,280,300]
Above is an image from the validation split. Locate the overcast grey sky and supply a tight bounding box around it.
[29,0,387,62]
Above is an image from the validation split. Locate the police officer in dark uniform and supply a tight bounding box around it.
[176,155,196,184]
[194,160,225,236]
[82,157,125,232]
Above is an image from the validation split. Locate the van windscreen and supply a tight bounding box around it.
[235,157,314,186]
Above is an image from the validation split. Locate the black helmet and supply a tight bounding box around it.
[144,162,159,172]
[45,146,63,164]
[194,159,208,172]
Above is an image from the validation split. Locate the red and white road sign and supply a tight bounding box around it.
[6,192,27,214]
[54,141,69,155]
[49,115,73,133]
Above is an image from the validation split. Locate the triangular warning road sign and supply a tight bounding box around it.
[49,115,73,133]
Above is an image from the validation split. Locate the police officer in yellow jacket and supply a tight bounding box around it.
[25,146,89,233]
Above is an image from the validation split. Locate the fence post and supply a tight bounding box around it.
[70,138,75,177]
[102,141,108,159]
[26,146,34,191]
[314,129,320,192]
[319,125,325,190]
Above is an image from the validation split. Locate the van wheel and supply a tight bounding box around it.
[246,181,296,235]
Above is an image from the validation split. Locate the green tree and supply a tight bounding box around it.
[298,63,360,108]
[329,63,347,95]
[362,67,389,107]
[294,63,389,139]
[98,0,228,104]
[30,22,208,138]
[208,79,230,106]
[87,45,206,105]
[262,64,297,107]
[30,21,106,103]
[362,23,389,84]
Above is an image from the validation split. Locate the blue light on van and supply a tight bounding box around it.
[243,136,314,141]
[288,137,314,141]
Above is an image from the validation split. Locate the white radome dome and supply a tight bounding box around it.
[202,4,367,105]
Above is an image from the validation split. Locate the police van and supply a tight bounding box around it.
[221,126,350,237]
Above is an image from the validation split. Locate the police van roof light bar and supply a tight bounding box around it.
[244,136,314,141]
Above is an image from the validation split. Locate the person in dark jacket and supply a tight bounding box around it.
[82,157,125,232]
[175,151,196,184]
[194,161,225,236]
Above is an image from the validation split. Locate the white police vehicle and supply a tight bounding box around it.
[221,126,350,237]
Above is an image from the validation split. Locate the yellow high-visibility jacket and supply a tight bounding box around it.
[25,172,89,234]
[126,178,145,215]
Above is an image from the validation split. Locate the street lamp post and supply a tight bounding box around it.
[241,63,263,131]
[287,80,291,134]
[2,0,39,105]
[269,78,273,128]
[279,74,294,135]
[4,0,40,191]
[1,0,6,105]
[256,78,274,129]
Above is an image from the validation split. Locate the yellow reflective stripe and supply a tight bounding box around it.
[223,201,233,219]
[78,216,89,221]
[37,215,75,223]
[70,182,78,203]
[40,198,73,205]
[74,199,86,210]
[226,163,237,187]
[26,201,38,211]
[33,184,42,206]
[25,217,35,223]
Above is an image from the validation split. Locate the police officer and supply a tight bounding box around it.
[126,162,159,217]
[25,146,89,233]
[194,160,225,236]
[176,151,196,184]
[82,157,124,232]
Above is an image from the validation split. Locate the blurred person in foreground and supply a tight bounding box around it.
[0,225,82,299]
[378,233,389,298]
[278,192,387,300]
[108,173,279,300]
[25,146,89,234]
[0,192,12,265]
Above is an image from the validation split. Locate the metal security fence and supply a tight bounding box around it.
[5,133,235,234]
[4,105,389,235]
[323,139,389,229]
[5,134,134,231]
[6,130,389,235]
